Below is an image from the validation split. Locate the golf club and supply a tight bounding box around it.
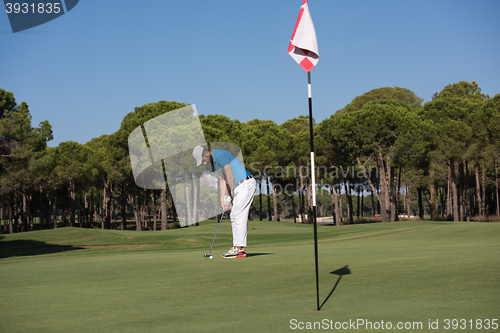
[204,211,225,259]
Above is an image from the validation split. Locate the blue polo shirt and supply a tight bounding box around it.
[212,149,251,185]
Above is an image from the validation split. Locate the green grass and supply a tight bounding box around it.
[1,221,499,332]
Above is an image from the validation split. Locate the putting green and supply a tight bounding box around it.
[1,221,499,332]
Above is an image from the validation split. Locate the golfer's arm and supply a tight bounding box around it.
[219,178,228,198]
[222,164,235,192]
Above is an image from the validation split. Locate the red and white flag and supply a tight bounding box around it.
[288,0,319,72]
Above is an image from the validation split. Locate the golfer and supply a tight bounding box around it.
[193,146,256,259]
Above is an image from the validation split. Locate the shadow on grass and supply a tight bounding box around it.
[246,253,274,258]
[319,265,351,310]
[0,239,84,259]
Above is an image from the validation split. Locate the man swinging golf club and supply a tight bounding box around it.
[193,145,256,259]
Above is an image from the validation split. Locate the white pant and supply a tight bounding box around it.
[230,177,256,247]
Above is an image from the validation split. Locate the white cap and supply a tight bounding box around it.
[192,146,204,166]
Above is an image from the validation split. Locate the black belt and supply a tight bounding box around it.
[235,176,253,189]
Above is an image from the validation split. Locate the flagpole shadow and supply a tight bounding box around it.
[319,265,351,310]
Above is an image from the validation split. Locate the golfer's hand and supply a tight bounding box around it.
[221,201,228,210]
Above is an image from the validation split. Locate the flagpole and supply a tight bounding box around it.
[308,71,320,311]
[288,0,320,311]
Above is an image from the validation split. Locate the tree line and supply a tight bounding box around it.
[1,81,499,233]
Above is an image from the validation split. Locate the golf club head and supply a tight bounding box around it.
[204,212,224,259]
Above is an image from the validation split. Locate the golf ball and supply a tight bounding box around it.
[224,196,231,203]
[209,256,213,259]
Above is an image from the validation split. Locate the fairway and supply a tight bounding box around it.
[1,221,499,333]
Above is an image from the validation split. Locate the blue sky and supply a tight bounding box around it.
[2,0,500,147]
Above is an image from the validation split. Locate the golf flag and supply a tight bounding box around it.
[288,0,319,72]
[288,0,321,311]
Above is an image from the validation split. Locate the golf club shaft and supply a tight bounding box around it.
[209,212,225,256]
